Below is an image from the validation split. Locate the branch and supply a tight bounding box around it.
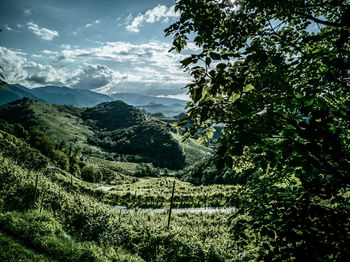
[298,13,345,28]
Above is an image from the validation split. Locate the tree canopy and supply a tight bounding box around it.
[166,0,350,260]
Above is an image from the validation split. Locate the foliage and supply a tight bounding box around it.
[0,152,243,261]
[80,165,98,183]
[133,163,161,177]
[0,157,37,211]
[90,120,186,169]
[82,100,145,130]
[167,0,350,260]
[0,230,54,262]
[178,157,251,185]
[0,130,49,170]
[0,210,143,262]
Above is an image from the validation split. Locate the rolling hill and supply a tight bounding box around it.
[0,98,206,169]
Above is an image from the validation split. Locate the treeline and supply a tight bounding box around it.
[177,157,251,186]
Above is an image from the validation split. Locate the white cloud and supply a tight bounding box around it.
[17,24,24,28]
[0,40,193,97]
[4,25,13,31]
[126,5,179,33]
[24,62,70,86]
[70,64,126,90]
[157,93,190,101]
[144,5,177,23]
[23,8,32,15]
[85,20,100,29]
[0,47,28,84]
[31,54,42,58]
[27,22,58,41]
[126,14,145,33]
[60,44,71,49]
[42,50,58,55]
[53,41,192,94]
[0,46,71,87]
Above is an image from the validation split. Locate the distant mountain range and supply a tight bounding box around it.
[0,84,44,104]
[30,86,114,107]
[0,84,187,116]
[110,93,187,107]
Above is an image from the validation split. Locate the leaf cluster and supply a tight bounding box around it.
[166,0,350,259]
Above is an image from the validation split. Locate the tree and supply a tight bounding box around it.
[80,165,97,183]
[166,0,350,260]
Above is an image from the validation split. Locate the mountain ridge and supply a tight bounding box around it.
[1,84,187,116]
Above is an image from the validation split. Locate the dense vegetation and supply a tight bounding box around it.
[0,99,192,170]
[0,98,242,260]
[0,129,241,261]
[166,0,350,260]
[84,101,185,169]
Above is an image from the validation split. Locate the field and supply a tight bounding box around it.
[0,153,246,261]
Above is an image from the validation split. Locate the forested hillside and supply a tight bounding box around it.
[0,98,193,170]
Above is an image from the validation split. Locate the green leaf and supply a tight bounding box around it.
[198,135,208,144]
[216,63,227,71]
[304,98,314,106]
[230,93,241,102]
[181,57,193,68]
[206,131,214,139]
[328,126,337,133]
[205,57,211,66]
[209,52,221,60]
[243,84,255,93]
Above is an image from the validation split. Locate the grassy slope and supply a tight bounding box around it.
[0,152,239,261]
[171,132,211,166]
[0,231,54,262]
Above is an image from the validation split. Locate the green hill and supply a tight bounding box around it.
[83,100,145,130]
[0,98,206,169]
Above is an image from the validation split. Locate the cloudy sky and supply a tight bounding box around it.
[0,0,193,99]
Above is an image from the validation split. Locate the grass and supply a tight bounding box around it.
[0,210,144,262]
[0,230,54,262]
[0,154,244,261]
[171,132,211,166]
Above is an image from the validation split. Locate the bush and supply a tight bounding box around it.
[80,165,97,183]
[0,158,37,211]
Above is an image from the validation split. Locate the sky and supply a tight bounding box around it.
[0,0,194,100]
